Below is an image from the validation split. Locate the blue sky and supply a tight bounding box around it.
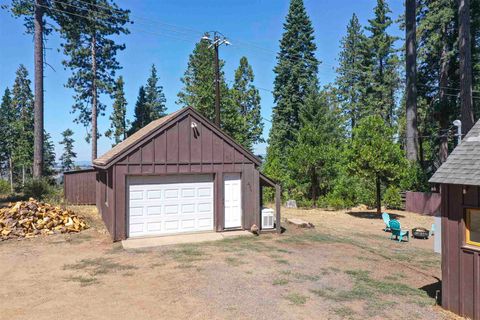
[0,0,403,163]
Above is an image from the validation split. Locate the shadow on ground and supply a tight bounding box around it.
[346,211,405,220]
[420,277,441,302]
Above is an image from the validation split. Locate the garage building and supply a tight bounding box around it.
[92,107,280,241]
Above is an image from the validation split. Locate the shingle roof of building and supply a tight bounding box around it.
[429,119,480,186]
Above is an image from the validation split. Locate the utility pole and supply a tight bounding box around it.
[201,32,230,127]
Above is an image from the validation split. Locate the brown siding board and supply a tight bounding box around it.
[201,125,213,163]
[154,132,166,163]
[115,165,127,240]
[166,123,179,163]
[213,135,223,163]
[215,172,223,231]
[178,116,190,163]
[461,249,475,318]
[223,142,234,163]
[64,170,96,205]
[191,117,202,163]
[142,140,154,163]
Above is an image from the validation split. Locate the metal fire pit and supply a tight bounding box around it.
[412,227,430,239]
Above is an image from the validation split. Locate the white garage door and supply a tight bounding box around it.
[128,175,214,238]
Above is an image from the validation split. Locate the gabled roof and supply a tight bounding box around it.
[93,106,262,168]
[429,119,480,186]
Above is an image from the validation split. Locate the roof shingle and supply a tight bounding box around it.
[429,119,480,186]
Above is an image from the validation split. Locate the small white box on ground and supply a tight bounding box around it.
[261,208,275,229]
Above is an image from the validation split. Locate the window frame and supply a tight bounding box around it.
[466,208,480,247]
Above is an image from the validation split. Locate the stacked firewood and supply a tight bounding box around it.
[0,198,88,240]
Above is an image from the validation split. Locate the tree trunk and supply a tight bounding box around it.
[405,0,419,161]
[8,157,13,193]
[438,35,450,164]
[33,0,44,177]
[91,34,98,162]
[376,174,381,214]
[458,0,475,135]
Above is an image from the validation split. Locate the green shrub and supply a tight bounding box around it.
[0,179,10,194]
[383,186,402,209]
[22,178,55,201]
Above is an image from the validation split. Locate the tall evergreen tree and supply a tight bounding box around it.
[145,64,167,119]
[417,0,458,166]
[336,13,371,134]
[287,89,342,203]
[264,0,319,184]
[43,131,56,181]
[231,57,264,150]
[59,129,76,172]
[128,86,148,135]
[106,76,128,145]
[177,37,241,139]
[11,65,34,185]
[366,0,400,126]
[10,0,54,177]
[0,88,16,192]
[55,0,130,162]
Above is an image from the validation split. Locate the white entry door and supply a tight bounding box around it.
[128,175,214,238]
[224,173,242,229]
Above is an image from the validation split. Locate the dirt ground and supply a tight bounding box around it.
[0,204,462,320]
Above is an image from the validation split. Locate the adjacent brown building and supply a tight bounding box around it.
[430,120,480,320]
[92,107,280,241]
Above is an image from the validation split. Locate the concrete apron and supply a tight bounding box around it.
[122,230,253,249]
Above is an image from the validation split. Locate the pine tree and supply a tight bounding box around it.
[59,129,76,172]
[128,86,148,135]
[366,0,400,126]
[0,88,16,192]
[336,14,371,134]
[348,115,406,213]
[145,64,167,120]
[43,131,56,181]
[264,0,319,184]
[231,57,264,150]
[287,88,343,202]
[11,65,34,185]
[106,76,128,145]
[177,36,231,121]
[10,0,54,177]
[55,0,130,161]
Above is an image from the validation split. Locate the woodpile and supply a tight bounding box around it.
[0,198,88,240]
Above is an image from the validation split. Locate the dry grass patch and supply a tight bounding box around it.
[284,292,308,305]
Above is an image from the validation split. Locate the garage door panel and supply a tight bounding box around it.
[128,175,214,238]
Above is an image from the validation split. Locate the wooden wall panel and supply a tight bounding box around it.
[178,116,190,163]
[201,125,213,163]
[154,132,166,163]
[215,172,223,231]
[115,165,127,240]
[166,123,179,163]
[223,142,234,163]
[212,135,223,163]
[142,140,154,163]
[442,184,480,320]
[190,118,202,163]
[64,169,96,205]
[128,149,141,164]
[460,250,475,318]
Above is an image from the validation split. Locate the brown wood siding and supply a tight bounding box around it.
[442,184,480,320]
[107,113,262,241]
[64,169,96,205]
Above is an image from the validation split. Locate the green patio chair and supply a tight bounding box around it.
[389,220,410,242]
[382,212,391,232]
